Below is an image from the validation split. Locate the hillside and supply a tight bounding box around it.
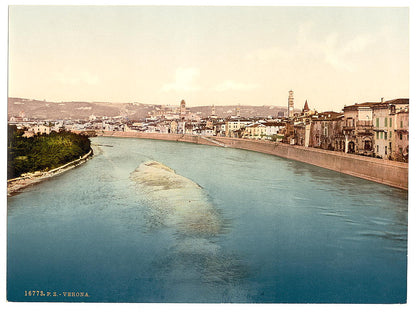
[8,97,294,120]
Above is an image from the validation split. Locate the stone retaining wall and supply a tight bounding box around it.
[96,131,408,190]
[214,137,408,190]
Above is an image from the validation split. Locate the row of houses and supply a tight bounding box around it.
[123,116,286,139]
[10,116,128,137]
[288,98,409,162]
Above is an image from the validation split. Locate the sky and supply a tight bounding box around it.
[8,4,409,112]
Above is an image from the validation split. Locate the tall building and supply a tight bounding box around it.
[180,99,186,118]
[210,105,218,119]
[288,90,294,118]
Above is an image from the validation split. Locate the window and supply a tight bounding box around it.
[376,132,379,139]
[384,117,388,127]
[400,133,403,140]
[385,146,387,155]
[376,118,379,127]
[400,120,403,128]
[389,131,392,138]
[384,132,387,140]
[389,118,392,128]
[377,145,379,153]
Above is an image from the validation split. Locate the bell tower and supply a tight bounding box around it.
[180,99,186,118]
[302,100,310,115]
[288,90,294,118]
[211,105,216,116]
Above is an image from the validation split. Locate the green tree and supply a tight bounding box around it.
[7,126,92,179]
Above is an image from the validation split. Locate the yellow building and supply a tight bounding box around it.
[243,123,267,139]
[225,118,252,137]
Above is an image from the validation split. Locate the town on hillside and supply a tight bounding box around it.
[8,91,409,163]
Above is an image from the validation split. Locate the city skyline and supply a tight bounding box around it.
[8,5,409,113]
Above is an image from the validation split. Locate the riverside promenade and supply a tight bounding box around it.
[96,131,408,190]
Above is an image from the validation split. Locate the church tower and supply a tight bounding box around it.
[302,100,310,115]
[180,99,186,118]
[288,90,294,118]
[210,105,218,119]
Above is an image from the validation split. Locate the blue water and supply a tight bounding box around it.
[7,137,408,303]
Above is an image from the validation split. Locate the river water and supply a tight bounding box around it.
[7,136,408,303]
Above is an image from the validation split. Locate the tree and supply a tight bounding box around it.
[7,126,91,179]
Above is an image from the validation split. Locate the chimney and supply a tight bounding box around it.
[381,97,384,103]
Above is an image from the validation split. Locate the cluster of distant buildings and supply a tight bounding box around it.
[8,91,409,162]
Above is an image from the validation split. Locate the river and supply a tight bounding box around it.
[7,136,408,303]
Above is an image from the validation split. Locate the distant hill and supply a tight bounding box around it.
[8,97,295,120]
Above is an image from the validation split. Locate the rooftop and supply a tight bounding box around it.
[343,98,409,111]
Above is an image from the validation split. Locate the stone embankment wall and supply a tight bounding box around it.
[97,131,408,190]
[214,137,408,190]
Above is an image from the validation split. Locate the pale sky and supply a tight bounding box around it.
[8,5,409,112]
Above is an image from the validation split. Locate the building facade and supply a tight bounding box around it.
[309,112,344,151]
[393,109,409,162]
[372,102,394,159]
[342,103,375,155]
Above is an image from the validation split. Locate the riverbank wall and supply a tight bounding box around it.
[7,149,93,196]
[97,131,408,190]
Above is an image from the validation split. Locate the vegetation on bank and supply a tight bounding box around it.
[7,126,92,179]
